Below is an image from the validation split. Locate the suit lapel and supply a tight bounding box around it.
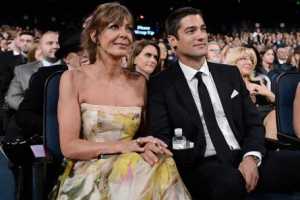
[208,62,234,120]
[170,62,202,127]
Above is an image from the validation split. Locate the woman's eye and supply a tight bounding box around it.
[109,25,119,30]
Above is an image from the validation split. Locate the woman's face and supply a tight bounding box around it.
[97,19,133,58]
[236,54,254,77]
[134,45,159,75]
[262,49,275,65]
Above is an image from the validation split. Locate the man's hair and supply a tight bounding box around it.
[165,7,203,38]
[19,31,35,38]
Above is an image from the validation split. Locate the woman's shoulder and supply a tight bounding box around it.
[123,68,146,84]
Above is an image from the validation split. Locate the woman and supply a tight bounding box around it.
[128,39,160,79]
[54,3,190,199]
[256,48,275,76]
[294,83,300,138]
[254,48,276,90]
[158,41,168,70]
[224,46,277,139]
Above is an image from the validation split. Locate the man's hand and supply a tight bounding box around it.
[140,142,173,166]
[238,156,259,193]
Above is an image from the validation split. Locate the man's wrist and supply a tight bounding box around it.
[245,155,260,166]
[243,151,262,166]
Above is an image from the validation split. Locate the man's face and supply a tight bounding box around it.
[40,33,60,60]
[277,47,288,60]
[207,43,221,63]
[169,14,208,60]
[18,34,34,54]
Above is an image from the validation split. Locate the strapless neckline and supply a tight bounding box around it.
[80,102,142,110]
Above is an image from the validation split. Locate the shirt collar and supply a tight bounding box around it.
[41,59,62,67]
[178,58,209,82]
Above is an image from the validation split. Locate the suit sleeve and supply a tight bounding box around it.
[15,74,42,137]
[5,67,24,110]
[146,77,173,146]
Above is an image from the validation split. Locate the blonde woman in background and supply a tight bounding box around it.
[224,46,277,139]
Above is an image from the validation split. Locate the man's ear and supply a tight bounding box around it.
[168,35,178,50]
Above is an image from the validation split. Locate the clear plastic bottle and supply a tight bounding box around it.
[172,128,187,150]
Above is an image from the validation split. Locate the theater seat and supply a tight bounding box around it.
[0,148,15,200]
[43,71,64,197]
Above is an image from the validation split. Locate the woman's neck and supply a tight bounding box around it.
[262,61,271,72]
[136,66,149,80]
[95,53,123,78]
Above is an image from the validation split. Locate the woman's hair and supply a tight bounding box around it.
[224,46,257,80]
[127,39,160,72]
[259,47,276,68]
[27,43,40,62]
[81,2,134,64]
[224,46,257,67]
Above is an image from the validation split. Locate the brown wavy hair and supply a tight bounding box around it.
[127,39,160,72]
[81,2,133,64]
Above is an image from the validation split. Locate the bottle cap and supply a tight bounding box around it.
[174,128,182,137]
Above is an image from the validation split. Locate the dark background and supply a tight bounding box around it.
[1,0,300,34]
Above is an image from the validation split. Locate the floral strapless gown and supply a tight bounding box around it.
[54,103,191,200]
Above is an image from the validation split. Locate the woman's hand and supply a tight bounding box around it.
[138,136,173,166]
[118,136,169,154]
[118,139,145,153]
[255,83,275,103]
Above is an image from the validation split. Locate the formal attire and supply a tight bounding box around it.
[5,60,42,110]
[15,64,66,138]
[145,60,300,199]
[0,51,26,135]
[0,51,27,106]
[53,103,191,200]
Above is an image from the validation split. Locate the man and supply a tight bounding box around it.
[206,40,221,63]
[16,32,87,138]
[142,7,300,200]
[269,45,296,82]
[0,31,34,135]
[5,31,60,110]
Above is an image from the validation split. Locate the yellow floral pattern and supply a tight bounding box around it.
[55,103,191,200]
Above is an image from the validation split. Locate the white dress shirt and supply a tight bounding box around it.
[179,59,262,165]
[41,59,62,67]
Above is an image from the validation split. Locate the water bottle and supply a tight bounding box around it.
[172,128,187,150]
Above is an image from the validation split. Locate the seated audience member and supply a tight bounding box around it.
[158,40,169,70]
[294,83,300,138]
[256,48,275,76]
[254,48,276,90]
[145,7,300,200]
[207,41,221,63]
[3,31,60,144]
[15,32,86,138]
[128,39,160,79]
[26,43,42,63]
[5,31,60,111]
[268,45,297,80]
[224,46,277,139]
[51,3,191,199]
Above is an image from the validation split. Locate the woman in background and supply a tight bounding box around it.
[224,46,277,139]
[128,39,160,79]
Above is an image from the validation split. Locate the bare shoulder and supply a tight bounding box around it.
[61,65,91,84]
[123,69,146,89]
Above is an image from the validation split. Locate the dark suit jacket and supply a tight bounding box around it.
[0,51,26,105]
[15,65,67,138]
[146,61,266,171]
